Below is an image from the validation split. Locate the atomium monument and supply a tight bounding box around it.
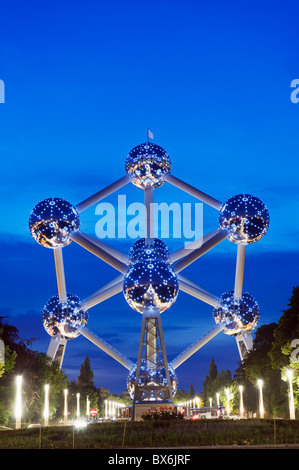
[29,138,270,420]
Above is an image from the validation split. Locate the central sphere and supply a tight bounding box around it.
[125,142,171,189]
[127,362,178,400]
[123,259,179,313]
[42,294,88,339]
[128,238,170,265]
[213,290,259,336]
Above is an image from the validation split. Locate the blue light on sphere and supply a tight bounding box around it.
[213,291,259,336]
[128,238,170,265]
[125,142,171,189]
[218,194,269,245]
[123,259,179,313]
[42,294,88,339]
[127,362,178,400]
[29,197,80,248]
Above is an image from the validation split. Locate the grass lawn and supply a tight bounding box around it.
[0,419,299,449]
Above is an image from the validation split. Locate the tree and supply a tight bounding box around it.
[243,323,287,417]
[0,316,68,424]
[269,286,299,370]
[202,357,218,404]
[78,356,94,389]
[187,383,195,399]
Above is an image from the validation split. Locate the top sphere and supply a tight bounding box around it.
[125,142,171,189]
[128,238,170,264]
[218,194,269,245]
[29,198,80,248]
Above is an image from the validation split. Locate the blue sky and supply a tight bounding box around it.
[0,0,299,394]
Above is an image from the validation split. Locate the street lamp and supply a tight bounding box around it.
[286,369,295,420]
[209,397,212,408]
[44,384,50,426]
[257,379,264,419]
[76,393,80,418]
[15,375,22,429]
[86,395,90,418]
[64,389,68,423]
[225,388,230,417]
[239,385,244,418]
[216,392,220,416]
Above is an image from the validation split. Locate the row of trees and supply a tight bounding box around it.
[201,286,299,418]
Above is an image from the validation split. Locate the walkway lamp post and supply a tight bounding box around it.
[64,388,68,423]
[15,375,22,429]
[239,385,244,418]
[286,369,295,420]
[44,384,50,426]
[257,379,264,419]
[216,392,220,416]
[76,393,80,418]
[225,388,230,417]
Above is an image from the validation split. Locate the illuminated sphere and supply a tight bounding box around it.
[123,259,179,313]
[125,142,171,189]
[29,198,80,248]
[213,290,259,336]
[42,294,88,339]
[128,238,170,265]
[127,362,178,400]
[218,194,269,245]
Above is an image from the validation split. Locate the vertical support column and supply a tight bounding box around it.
[144,186,154,245]
[234,245,246,300]
[146,317,157,370]
[132,307,173,420]
[53,247,67,302]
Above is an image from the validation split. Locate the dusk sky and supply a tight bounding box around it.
[1,0,299,394]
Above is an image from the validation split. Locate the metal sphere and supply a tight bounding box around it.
[213,290,259,336]
[218,194,269,245]
[125,142,171,189]
[42,294,88,339]
[128,238,170,265]
[29,198,80,248]
[127,362,178,400]
[123,259,179,313]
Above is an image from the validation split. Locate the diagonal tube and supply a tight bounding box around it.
[79,326,134,370]
[76,175,131,213]
[53,247,67,302]
[83,280,124,310]
[70,231,127,273]
[75,231,128,264]
[165,174,223,210]
[170,228,222,263]
[174,229,228,273]
[170,324,224,370]
[178,278,220,308]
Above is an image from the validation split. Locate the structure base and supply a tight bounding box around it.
[132,401,174,421]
